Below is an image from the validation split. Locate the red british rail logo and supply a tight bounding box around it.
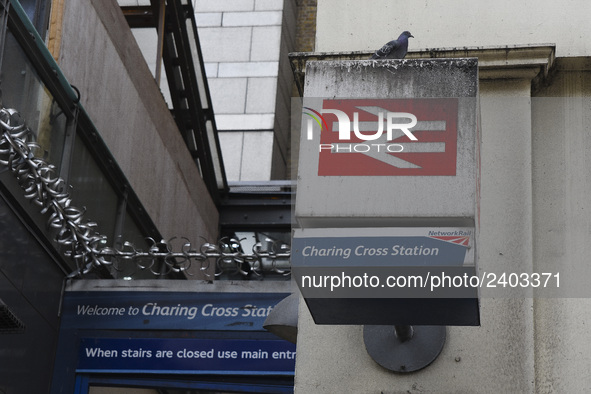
[304,98,458,176]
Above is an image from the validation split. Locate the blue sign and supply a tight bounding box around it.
[292,227,474,267]
[61,291,288,331]
[53,286,296,393]
[77,337,295,375]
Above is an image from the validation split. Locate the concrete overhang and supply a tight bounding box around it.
[289,44,556,96]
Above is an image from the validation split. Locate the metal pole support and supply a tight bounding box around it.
[363,325,446,373]
[394,325,414,342]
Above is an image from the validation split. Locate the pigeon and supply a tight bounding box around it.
[370,31,414,60]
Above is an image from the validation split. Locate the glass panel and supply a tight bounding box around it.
[68,136,119,245]
[206,120,225,188]
[18,0,51,39]
[1,29,68,171]
[185,17,209,109]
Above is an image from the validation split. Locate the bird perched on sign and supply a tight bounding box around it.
[370,31,414,60]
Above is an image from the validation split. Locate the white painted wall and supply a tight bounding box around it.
[315,0,591,57]
[531,67,591,392]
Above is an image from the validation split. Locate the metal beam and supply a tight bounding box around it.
[120,6,156,28]
[219,182,295,230]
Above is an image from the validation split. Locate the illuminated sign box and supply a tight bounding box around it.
[296,59,479,229]
[294,59,480,325]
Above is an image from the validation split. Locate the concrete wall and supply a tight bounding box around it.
[315,0,591,57]
[293,1,591,393]
[56,0,218,250]
[531,59,591,392]
[295,0,316,52]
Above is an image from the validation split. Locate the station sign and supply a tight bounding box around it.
[294,59,480,325]
[292,227,474,267]
[291,223,480,325]
[60,291,286,331]
[291,227,479,305]
[78,337,295,375]
[296,60,479,227]
[52,282,295,393]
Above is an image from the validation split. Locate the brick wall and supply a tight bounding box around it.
[295,0,317,52]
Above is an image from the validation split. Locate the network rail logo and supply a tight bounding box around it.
[302,98,458,176]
